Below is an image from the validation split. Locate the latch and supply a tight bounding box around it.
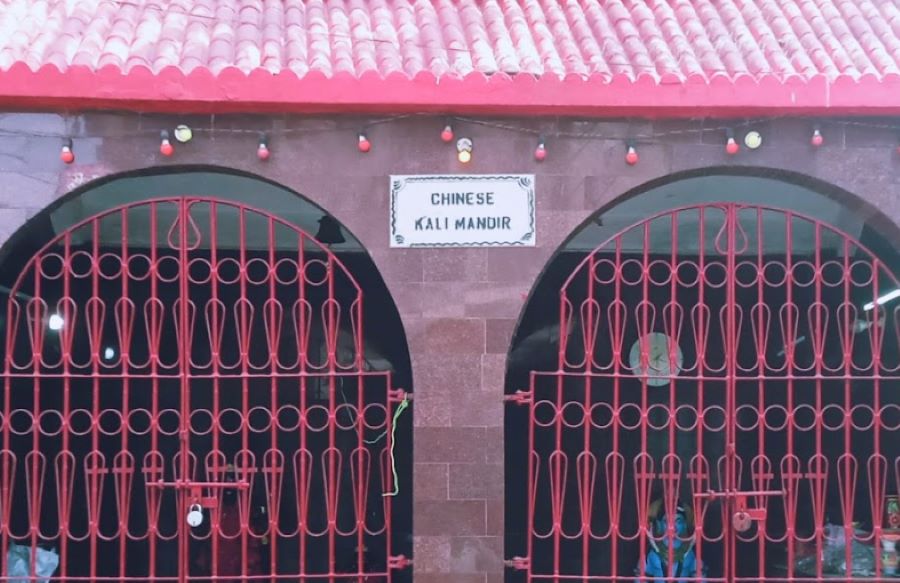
[503,391,533,405]
[147,480,250,526]
[146,480,250,496]
[731,495,767,533]
[694,489,778,533]
[388,389,412,403]
[388,555,412,570]
[504,556,531,570]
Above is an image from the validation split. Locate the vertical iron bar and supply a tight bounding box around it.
[582,254,595,576]
[696,206,706,574]
[119,207,131,580]
[28,240,41,579]
[755,207,766,576]
[178,199,191,583]
[610,234,623,582]
[89,217,101,581]
[267,214,279,577]
[872,260,883,577]
[639,221,651,579]
[210,200,221,581]
[785,212,796,580]
[725,205,737,583]
[149,201,160,581]
[61,228,73,581]
[813,223,824,580]
[842,237,853,577]
[238,206,250,580]
[552,273,565,577]
[668,212,678,576]
[327,249,338,582]
[297,231,308,579]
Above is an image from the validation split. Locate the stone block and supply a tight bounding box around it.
[414,500,486,536]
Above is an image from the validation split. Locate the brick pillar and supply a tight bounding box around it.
[409,246,511,583]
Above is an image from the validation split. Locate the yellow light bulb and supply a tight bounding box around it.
[744,130,762,150]
[174,124,193,143]
[458,150,472,163]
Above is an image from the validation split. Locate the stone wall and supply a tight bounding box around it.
[0,111,898,583]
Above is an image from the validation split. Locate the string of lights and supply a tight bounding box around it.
[1,113,898,166]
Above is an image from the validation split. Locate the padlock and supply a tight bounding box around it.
[186,503,204,527]
[732,511,752,533]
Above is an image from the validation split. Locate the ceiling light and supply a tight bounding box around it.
[48,313,64,331]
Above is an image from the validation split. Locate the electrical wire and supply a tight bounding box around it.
[382,396,409,498]
[3,114,897,146]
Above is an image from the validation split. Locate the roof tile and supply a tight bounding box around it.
[0,0,897,95]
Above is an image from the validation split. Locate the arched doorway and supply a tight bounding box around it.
[0,171,412,581]
[506,173,900,583]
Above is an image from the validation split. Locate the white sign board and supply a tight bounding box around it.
[389,175,536,248]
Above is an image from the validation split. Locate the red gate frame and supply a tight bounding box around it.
[1,197,411,582]
[507,203,900,583]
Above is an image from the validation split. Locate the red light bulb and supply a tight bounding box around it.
[257,135,270,160]
[441,125,454,143]
[159,131,174,157]
[811,129,824,147]
[534,141,547,161]
[625,145,639,166]
[358,133,371,153]
[726,137,739,155]
[60,140,74,164]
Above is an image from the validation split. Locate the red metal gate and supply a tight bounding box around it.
[507,203,900,582]
[1,197,409,581]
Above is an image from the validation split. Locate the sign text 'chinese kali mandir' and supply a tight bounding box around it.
[389,175,536,248]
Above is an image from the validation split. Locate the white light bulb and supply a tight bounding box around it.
[103,347,116,361]
[48,314,64,331]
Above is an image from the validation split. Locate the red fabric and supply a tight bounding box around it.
[0,0,898,114]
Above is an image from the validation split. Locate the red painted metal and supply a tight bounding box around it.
[1,64,900,117]
[509,203,900,582]
[1,197,408,581]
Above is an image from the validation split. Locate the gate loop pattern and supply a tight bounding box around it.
[1,197,409,582]
[510,203,900,583]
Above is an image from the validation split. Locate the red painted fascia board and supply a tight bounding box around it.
[1,65,899,117]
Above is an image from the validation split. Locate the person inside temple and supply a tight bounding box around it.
[635,497,705,583]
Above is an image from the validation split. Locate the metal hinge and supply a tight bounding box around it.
[504,390,532,405]
[388,555,412,570]
[389,389,412,403]
[504,556,530,570]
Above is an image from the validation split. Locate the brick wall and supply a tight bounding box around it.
[0,112,899,583]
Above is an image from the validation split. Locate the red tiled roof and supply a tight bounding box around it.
[1,0,899,116]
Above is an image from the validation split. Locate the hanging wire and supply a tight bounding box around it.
[3,115,898,147]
